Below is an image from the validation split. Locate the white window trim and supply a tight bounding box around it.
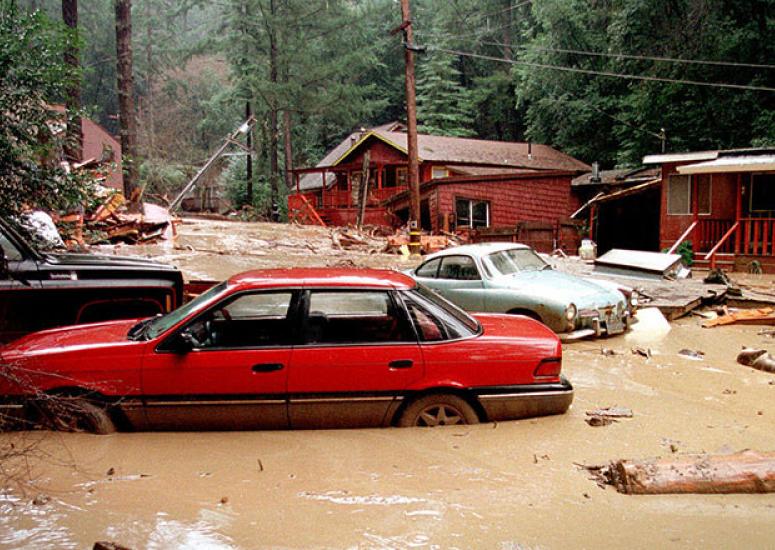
[456,198,490,228]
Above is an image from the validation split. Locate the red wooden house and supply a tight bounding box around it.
[641,148,775,271]
[289,124,590,250]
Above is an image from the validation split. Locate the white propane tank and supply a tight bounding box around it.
[579,239,597,261]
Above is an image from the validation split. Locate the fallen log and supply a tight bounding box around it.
[585,450,775,494]
[736,347,775,374]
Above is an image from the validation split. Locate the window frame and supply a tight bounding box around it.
[749,173,775,213]
[157,288,302,352]
[299,288,417,347]
[431,166,449,180]
[667,174,691,215]
[455,197,490,228]
[437,255,481,281]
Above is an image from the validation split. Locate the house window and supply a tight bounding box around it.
[396,167,407,187]
[667,175,690,214]
[455,198,490,228]
[431,166,449,180]
[750,173,775,213]
[667,174,711,215]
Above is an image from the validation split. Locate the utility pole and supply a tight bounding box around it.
[393,0,421,256]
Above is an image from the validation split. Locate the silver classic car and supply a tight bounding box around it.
[409,243,636,340]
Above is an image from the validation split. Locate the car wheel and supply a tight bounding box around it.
[38,397,116,435]
[398,394,479,427]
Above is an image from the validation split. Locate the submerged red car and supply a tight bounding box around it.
[0,268,573,433]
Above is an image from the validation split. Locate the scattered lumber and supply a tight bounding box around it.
[584,450,775,494]
[703,307,775,327]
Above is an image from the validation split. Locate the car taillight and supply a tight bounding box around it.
[534,357,561,378]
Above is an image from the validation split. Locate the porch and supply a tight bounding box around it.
[664,155,775,271]
[288,164,408,227]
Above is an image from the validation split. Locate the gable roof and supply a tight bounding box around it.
[297,125,589,191]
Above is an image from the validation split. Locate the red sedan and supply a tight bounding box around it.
[0,268,573,432]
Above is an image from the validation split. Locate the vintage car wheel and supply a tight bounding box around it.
[38,398,116,435]
[399,394,479,427]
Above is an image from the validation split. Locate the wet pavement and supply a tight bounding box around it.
[2,315,775,549]
[2,219,775,548]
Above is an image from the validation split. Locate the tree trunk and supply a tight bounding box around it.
[246,101,253,205]
[282,110,293,190]
[62,0,82,163]
[115,0,140,211]
[268,0,279,220]
[145,0,154,159]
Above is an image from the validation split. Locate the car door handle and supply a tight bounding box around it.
[251,363,284,373]
[389,359,414,369]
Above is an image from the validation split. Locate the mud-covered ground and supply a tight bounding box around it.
[2,219,775,548]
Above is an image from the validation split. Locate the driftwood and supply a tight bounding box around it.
[585,450,775,494]
[703,307,775,327]
[736,347,775,373]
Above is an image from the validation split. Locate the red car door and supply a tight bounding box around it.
[141,290,298,430]
[287,289,424,429]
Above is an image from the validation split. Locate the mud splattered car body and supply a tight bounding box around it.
[0,268,572,432]
[409,243,636,340]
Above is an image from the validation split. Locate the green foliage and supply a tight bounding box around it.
[219,155,287,220]
[0,3,95,219]
[663,240,694,266]
[515,0,775,167]
[138,159,188,199]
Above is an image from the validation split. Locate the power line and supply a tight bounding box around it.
[480,40,775,70]
[430,47,775,93]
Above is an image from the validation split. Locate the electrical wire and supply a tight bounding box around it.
[480,40,775,71]
[430,47,775,93]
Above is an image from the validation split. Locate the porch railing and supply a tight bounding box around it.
[703,222,739,268]
[319,186,407,209]
[739,218,775,256]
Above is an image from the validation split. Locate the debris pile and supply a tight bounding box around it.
[52,193,178,248]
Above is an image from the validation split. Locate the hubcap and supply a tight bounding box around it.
[417,405,464,426]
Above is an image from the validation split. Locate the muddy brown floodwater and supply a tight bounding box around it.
[3,316,775,549]
[2,219,775,548]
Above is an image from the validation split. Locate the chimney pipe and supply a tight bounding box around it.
[527,141,533,160]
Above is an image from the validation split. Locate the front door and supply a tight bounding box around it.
[288,289,423,428]
[141,290,299,430]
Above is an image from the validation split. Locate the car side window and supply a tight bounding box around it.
[0,229,22,261]
[404,301,445,342]
[182,291,294,349]
[438,255,480,281]
[304,290,414,345]
[415,258,441,278]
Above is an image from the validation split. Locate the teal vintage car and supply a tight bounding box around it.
[409,243,636,340]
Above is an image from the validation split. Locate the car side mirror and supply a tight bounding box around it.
[174,329,197,353]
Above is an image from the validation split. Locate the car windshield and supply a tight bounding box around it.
[412,284,480,334]
[484,248,549,276]
[139,281,229,340]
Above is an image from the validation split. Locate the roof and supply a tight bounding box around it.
[571,166,659,187]
[643,147,775,166]
[371,131,590,172]
[298,127,589,191]
[425,242,531,261]
[677,155,775,174]
[447,166,540,177]
[228,267,415,290]
[297,122,404,191]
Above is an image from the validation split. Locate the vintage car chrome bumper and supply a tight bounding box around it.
[473,376,574,421]
[560,306,635,341]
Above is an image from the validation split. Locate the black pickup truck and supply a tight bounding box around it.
[0,217,184,343]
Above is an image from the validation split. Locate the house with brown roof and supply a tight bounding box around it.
[289,125,590,250]
[51,105,123,191]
